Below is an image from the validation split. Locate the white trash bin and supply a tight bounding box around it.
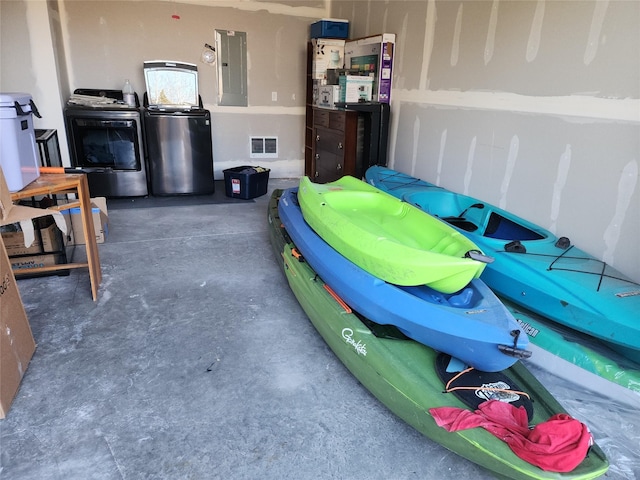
[0,92,41,192]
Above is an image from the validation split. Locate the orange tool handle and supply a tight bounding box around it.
[39,166,66,174]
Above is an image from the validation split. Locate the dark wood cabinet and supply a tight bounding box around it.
[305,41,390,184]
[308,107,361,183]
[305,41,363,183]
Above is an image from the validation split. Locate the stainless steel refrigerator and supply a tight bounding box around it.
[143,106,214,195]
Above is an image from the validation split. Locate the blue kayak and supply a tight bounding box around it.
[278,187,530,372]
[366,166,640,365]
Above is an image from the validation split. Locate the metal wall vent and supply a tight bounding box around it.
[250,136,278,158]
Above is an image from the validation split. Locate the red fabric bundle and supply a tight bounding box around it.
[429,400,593,472]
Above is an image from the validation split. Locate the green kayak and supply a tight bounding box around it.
[297,176,489,293]
[267,190,609,480]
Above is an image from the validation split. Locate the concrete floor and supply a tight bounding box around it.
[1,178,638,479]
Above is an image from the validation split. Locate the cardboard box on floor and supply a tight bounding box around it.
[1,216,63,255]
[0,166,67,247]
[0,237,36,419]
[2,218,66,271]
[62,197,109,244]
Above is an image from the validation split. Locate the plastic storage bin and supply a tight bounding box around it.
[310,19,349,39]
[223,166,270,199]
[0,93,41,192]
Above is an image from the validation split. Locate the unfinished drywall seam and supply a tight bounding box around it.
[527,0,545,63]
[584,0,609,66]
[463,136,477,195]
[451,4,463,67]
[167,0,326,18]
[56,0,75,92]
[603,160,638,265]
[390,89,639,123]
[499,135,519,209]
[387,97,401,168]
[420,0,437,90]
[275,27,285,81]
[550,144,572,234]
[437,129,447,185]
[396,12,409,87]
[365,0,371,37]
[207,106,304,115]
[410,116,421,176]
[485,0,499,65]
[382,0,389,33]
[25,1,53,101]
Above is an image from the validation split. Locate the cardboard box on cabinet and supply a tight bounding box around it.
[317,85,341,108]
[311,38,345,83]
[339,75,374,103]
[344,33,395,103]
[0,237,36,419]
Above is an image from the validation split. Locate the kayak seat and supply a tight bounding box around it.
[429,234,466,256]
[448,287,475,308]
[442,217,478,232]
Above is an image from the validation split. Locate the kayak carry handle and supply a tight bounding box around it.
[498,344,532,359]
[458,202,484,218]
[498,329,531,359]
[465,250,494,264]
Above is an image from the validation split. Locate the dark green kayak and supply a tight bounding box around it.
[267,190,609,480]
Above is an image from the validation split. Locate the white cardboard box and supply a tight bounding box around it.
[317,85,341,108]
[339,76,374,103]
[311,38,345,83]
[344,34,395,103]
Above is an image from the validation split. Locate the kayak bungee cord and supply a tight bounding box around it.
[500,244,640,292]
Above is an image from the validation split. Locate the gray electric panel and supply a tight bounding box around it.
[215,30,248,107]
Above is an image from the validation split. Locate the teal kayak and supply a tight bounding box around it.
[297,176,490,293]
[267,190,610,480]
[366,166,640,365]
[504,298,640,407]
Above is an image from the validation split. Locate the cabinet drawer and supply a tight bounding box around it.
[314,108,330,128]
[315,127,345,154]
[329,111,346,131]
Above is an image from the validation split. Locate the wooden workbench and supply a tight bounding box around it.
[10,174,102,301]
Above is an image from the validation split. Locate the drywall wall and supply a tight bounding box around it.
[0,0,70,165]
[333,0,639,282]
[61,0,321,178]
[2,0,327,178]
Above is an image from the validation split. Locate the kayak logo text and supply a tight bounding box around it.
[475,381,521,403]
[342,328,367,356]
[515,318,540,338]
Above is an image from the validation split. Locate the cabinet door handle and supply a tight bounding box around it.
[314,171,319,177]
[337,142,343,149]
[316,135,320,141]
[315,154,320,160]
[336,163,342,170]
